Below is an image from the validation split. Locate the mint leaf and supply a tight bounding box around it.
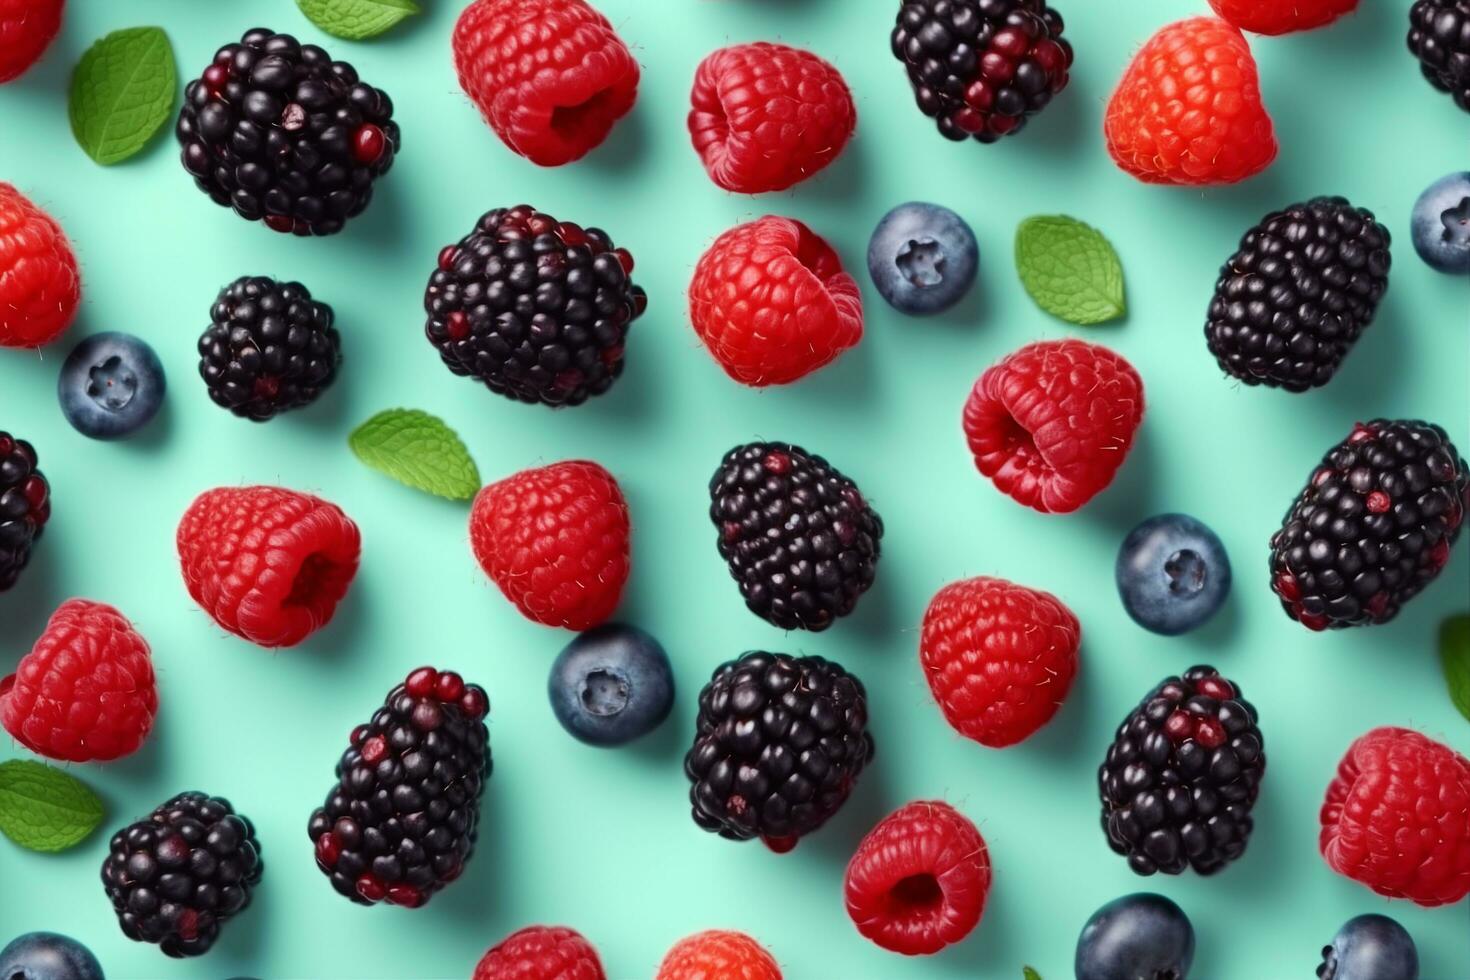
[1015,215,1125,325]
[1441,614,1470,723]
[0,760,104,853]
[350,409,480,500]
[69,27,176,165]
[1023,968,1043,980]
[297,0,420,40]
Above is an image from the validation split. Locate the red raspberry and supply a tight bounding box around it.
[1209,0,1357,34]
[1,599,157,762]
[470,460,630,630]
[0,0,63,82]
[844,800,991,956]
[962,339,1144,514]
[688,216,862,386]
[0,181,80,348]
[920,576,1080,748]
[473,925,606,980]
[688,42,855,194]
[1320,726,1470,906]
[453,0,639,166]
[177,486,362,648]
[1104,17,1277,185]
[656,930,781,980]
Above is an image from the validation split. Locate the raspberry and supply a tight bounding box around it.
[919,576,1080,748]
[688,42,855,193]
[844,801,990,956]
[1320,727,1470,906]
[474,925,605,980]
[688,216,862,386]
[1104,17,1277,185]
[453,0,639,166]
[656,931,781,980]
[0,0,62,81]
[1,599,157,762]
[469,461,630,630]
[176,486,361,648]
[962,338,1144,514]
[0,182,80,348]
[1209,0,1357,34]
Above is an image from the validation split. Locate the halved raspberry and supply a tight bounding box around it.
[473,925,604,980]
[656,930,781,980]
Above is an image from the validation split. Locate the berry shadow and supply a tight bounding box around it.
[1022,642,1098,764]
[924,872,1027,980]
[775,324,882,414]
[293,580,372,667]
[1183,585,1245,653]
[1080,420,1161,530]
[1316,303,1410,417]
[0,546,60,657]
[788,128,865,205]
[800,741,897,869]
[581,105,650,174]
[1011,80,1094,160]
[427,790,510,929]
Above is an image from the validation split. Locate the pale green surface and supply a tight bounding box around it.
[1,1,1468,978]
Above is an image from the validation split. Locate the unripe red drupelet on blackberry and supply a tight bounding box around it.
[0,432,49,592]
[424,206,647,407]
[1099,666,1265,876]
[308,667,491,908]
[1408,0,1470,113]
[176,28,399,236]
[1271,420,1468,630]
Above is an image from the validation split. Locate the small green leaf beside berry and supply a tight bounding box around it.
[1015,215,1126,325]
[297,0,421,40]
[1440,613,1470,723]
[69,27,177,165]
[0,760,104,853]
[349,409,480,500]
[1023,967,1043,980]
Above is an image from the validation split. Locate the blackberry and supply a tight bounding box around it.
[307,667,491,908]
[0,432,49,592]
[710,442,883,632]
[1408,0,1470,114]
[176,28,399,236]
[891,0,1073,143]
[684,651,874,851]
[100,792,262,958]
[199,276,341,421]
[424,205,647,408]
[1270,420,1468,630]
[1204,196,1391,392]
[1099,665,1265,877]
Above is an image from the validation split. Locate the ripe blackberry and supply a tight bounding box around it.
[684,651,875,851]
[307,667,491,908]
[0,432,49,592]
[1099,665,1265,876]
[100,792,262,958]
[198,276,341,421]
[1408,0,1470,113]
[424,205,646,408]
[1205,196,1391,392]
[176,28,399,236]
[1271,420,1468,630]
[710,442,883,631]
[891,0,1073,143]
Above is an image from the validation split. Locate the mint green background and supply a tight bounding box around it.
[2,1,1468,977]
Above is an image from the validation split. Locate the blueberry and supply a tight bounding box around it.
[1318,914,1419,980]
[866,201,978,314]
[57,332,165,440]
[1075,893,1194,980]
[1116,514,1231,635]
[1411,172,1470,274]
[0,932,105,980]
[548,623,674,746]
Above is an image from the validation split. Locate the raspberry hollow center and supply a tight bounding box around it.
[889,873,944,913]
[550,87,623,144]
[285,553,339,608]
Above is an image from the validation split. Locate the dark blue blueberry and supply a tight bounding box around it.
[1411,172,1470,274]
[1076,893,1194,980]
[1116,514,1231,636]
[1318,914,1419,980]
[866,202,978,314]
[548,623,674,746]
[57,332,165,440]
[0,932,105,980]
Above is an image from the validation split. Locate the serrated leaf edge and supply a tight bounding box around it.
[349,408,480,501]
[1015,215,1126,326]
[69,26,176,166]
[0,759,105,853]
[296,0,421,41]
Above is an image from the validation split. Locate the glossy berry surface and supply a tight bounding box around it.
[0,431,49,592]
[867,202,978,314]
[58,332,166,439]
[473,925,605,980]
[1074,893,1195,980]
[1318,914,1419,980]
[1116,514,1232,635]
[1411,171,1470,273]
[0,181,80,348]
[0,933,104,980]
[0,0,63,82]
[656,931,781,980]
[1209,0,1357,34]
[549,623,674,746]
[1408,0,1470,113]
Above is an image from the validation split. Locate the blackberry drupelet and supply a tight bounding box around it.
[199,276,341,421]
[424,205,647,407]
[710,442,883,632]
[684,651,874,852]
[1408,0,1470,113]
[891,0,1073,143]
[307,667,491,908]
[100,792,262,958]
[1099,665,1265,877]
[1270,420,1468,630]
[0,432,49,592]
[1205,196,1391,392]
[176,28,399,235]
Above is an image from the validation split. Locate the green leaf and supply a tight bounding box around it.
[0,760,104,853]
[1015,215,1126,325]
[69,27,177,165]
[1023,968,1043,980]
[297,0,421,40]
[350,409,480,500]
[1440,614,1470,723]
